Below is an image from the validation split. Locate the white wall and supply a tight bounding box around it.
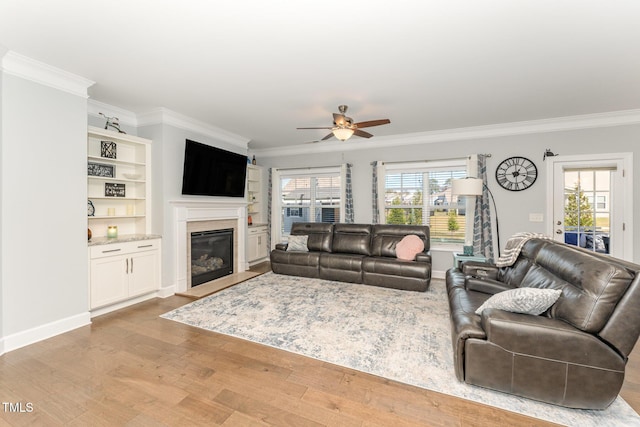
[257,123,640,274]
[0,64,4,352]
[1,73,90,347]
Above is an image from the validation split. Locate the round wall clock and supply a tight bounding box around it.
[495,156,538,191]
[88,199,95,216]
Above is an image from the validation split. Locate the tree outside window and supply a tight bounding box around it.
[565,183,594,229]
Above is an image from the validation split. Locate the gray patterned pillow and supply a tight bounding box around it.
[286,235,309,252]
[475,288,562,316]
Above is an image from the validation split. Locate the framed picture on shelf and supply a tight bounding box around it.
[105,182,126,197]
[100,140,117,159]
[88,162,115,178]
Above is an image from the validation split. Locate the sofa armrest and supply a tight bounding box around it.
[462,261,499,280]
[481,309,624,369]
[465,277,513,295]
[275,243,288,251]
[415,253,431,263]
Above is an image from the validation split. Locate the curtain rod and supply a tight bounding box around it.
[372,154,491,166]
[274,164,344,172]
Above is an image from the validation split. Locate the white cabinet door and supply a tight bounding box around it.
[129,250,159,297]
[248,233,260,262]
[89,239,161,311]
[90,255,128,308]
[256,232,268,260]
[248,229,268,263]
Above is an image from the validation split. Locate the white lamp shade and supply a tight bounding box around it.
[333,128,354,141]
[452,177,483,196]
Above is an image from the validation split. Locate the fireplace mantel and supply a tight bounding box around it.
[170,199,247,293]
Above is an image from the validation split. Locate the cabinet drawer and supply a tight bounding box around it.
[90,239,160,259]
[248,226,268,235]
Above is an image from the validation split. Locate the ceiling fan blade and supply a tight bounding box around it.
[297,127,333,130]
[353,129,373,138]
[321,133,334,141]
[354,119,391,128]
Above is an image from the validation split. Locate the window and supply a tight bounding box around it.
[278,169,342,237]
[383,161,467,244]
[286,207,302,217]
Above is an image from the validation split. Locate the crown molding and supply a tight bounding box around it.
[137,107,250,149]
[253,109,640,158]
[1,50,94,98]
[87,99,138,127]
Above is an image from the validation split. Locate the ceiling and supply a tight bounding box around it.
[1,1,639,151]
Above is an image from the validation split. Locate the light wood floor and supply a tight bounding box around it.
[1,273,639,426]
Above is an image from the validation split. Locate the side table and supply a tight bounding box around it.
[452,252,488,268]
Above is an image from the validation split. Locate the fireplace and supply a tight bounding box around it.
[190,228,234,286]
[172,201,247,293]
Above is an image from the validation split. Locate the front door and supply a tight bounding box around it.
[549,153,632,260]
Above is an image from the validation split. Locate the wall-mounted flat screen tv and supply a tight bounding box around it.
[181,139,247,197]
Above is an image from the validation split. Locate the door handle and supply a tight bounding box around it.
[126,258,129,273]
[556,229,563,234]
[131,257,133,273]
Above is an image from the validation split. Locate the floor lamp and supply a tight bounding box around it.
[451,177,501,257]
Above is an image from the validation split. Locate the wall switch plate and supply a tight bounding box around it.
[529,213,544,222]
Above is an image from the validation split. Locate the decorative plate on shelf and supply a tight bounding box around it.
[88,199,95,216]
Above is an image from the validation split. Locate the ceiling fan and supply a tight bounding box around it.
[297,105,391,142]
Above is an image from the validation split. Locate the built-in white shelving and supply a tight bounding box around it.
[87,126,151,237]
[87,126,160,316]
[246,164,268,264]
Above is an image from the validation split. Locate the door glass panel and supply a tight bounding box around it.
[563,169,612,254]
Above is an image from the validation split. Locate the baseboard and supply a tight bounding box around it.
[2,312,91,354]
[157,285,176,298]
[89,287,175,319]
[432,270,446,280]
[90,292,159,318]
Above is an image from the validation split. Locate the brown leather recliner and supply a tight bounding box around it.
[446,238,640,409]
[271,222,432,291]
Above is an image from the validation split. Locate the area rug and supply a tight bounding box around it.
[161,272,640,426]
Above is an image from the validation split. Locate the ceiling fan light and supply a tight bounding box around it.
[333,127,354,141]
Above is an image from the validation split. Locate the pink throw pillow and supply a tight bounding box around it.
[396,235,425,261]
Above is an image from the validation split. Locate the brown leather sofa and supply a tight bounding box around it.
[270,222,431,291]
[446,238,640,409]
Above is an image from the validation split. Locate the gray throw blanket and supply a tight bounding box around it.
[495,232,551,267]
